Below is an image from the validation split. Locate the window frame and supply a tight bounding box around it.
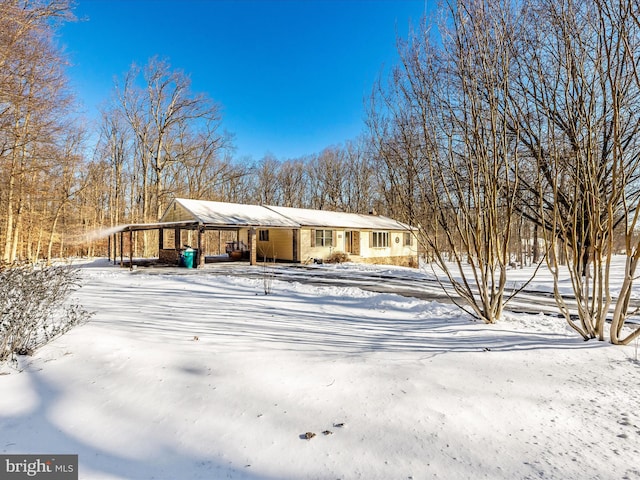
[403,232,413,247]
[314,229,334,247]
[371,231,390,248]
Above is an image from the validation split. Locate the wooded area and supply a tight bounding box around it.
[367,0,640,343]
[1,0,640,343]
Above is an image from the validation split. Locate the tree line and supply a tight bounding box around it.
[1,0,639,344]
[369,0,640,343]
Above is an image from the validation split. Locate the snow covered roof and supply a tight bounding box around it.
[265,205,412,230]
[160,198,413,231]
[163,199,299,228]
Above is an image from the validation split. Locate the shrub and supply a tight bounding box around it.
[325,251,349,264]
[0,264,91,363]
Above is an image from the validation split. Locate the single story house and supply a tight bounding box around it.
[112,198,418,268]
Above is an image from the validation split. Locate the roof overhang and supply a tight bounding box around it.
[112,221,202,233]
[110,220,296,234]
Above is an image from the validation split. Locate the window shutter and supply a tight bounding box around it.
[369,232,373,248]
[311,229,316,247]
[332,230,337,247]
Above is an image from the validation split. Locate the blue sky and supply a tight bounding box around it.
[60,0,429,161]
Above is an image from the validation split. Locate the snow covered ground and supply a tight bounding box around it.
[1,258,639,479]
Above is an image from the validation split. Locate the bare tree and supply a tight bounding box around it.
[510,0,640,343]
[96,106,131,228]
[0,0,76,263]
[44,129,87,262]
[253,154,282,205]
[112,57,225,254]
[307,147,349,211]
[341,139,377,213]
[116,57,224,213]
[167,124,235,200]
[277,157,309,207]
[608,0,640,345]
[369,0,529,324]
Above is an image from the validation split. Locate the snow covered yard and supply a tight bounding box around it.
[1,260,639,480]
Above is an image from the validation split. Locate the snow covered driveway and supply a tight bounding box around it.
[1,261,639,479]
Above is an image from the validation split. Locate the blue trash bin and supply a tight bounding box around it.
[182,248,195,268]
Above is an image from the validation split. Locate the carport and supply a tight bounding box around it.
[108,220,257,269]
[109,198,301,269]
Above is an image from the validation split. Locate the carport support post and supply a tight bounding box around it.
[249,227,257,266]
[197,224,205,268]
[293,229,299,262]
[129,230,133,271]
[113,233,119,265]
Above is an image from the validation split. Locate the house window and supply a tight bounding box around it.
[259,229,269,242]
[403,232,413,246]
[314,229,333,247]
[371,231,389,248]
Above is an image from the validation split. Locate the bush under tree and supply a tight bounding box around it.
[0,264,91,363]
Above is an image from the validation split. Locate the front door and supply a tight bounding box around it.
[345,231,360,255]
